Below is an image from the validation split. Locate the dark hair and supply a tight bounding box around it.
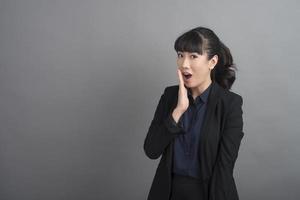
[174,26,237,90]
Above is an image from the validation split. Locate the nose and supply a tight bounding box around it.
[180,57,190,70]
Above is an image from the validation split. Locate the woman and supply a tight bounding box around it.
[143,26,244,200]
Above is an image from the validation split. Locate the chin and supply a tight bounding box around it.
[184,82,196,88]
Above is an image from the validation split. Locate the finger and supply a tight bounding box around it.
[177,69,187,93]
[177,69,184,88]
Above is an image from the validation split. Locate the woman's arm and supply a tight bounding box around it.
[143,88,185,160]
[208,95,244,200]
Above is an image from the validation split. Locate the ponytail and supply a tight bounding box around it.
[211,40,237,90]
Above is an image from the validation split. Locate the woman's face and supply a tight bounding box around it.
[176,51,217,88]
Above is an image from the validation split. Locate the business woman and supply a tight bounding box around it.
[143,26,244,200]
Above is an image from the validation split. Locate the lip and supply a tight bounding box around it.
[182,71,192,75]
[183,73,192,81]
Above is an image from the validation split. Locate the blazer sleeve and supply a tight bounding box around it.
[208,95,244,200]
[143,87,185,160]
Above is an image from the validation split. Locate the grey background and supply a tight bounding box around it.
[0,0,298,199]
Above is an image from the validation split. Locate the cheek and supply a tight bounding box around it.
[176,60,182,67]
[193,66,210,77]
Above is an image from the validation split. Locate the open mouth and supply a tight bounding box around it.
[182,72,192,79]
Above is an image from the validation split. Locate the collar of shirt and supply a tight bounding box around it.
[187,82,212,106]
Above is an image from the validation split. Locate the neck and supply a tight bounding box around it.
[190,79,212,100]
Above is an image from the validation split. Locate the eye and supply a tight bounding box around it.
[191,54,198,59]
[177,53,183,58]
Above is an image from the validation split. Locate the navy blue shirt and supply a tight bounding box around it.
[172,83,212,179]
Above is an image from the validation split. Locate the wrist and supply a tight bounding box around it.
[172,108,184,124]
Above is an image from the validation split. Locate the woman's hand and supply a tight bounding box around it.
[172,69,189,123]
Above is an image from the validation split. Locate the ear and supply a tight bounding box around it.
[209,55,218,70]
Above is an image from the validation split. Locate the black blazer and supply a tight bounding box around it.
[143,81,244,200]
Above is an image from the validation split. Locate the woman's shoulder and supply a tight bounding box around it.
[222,89,242,101]
[163,85,178,94]
[223,89,243,105]
[220,90,243,116]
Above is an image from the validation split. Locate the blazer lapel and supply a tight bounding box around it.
[199,81,222,145]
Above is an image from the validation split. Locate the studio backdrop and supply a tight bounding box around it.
[0,0,298,199]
